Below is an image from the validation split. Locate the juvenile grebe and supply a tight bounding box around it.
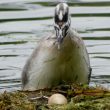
[22,3,91,91]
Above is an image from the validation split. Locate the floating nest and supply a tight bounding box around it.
[0,84,110,110]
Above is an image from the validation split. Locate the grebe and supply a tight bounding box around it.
[22,3,91,91]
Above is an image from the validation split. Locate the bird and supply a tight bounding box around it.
[21,3,91,91]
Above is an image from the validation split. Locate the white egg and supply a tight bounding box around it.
[48,93,67,105]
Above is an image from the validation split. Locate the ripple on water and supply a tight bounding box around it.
[0,0,110,92]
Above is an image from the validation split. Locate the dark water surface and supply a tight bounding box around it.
[0,0,110,92]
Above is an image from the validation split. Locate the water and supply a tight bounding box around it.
[0,0,110,92]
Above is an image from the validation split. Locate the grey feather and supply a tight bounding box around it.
[22,28,91,91]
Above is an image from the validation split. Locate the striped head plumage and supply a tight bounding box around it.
[54,3,71,49]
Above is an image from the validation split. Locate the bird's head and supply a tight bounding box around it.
[54,3,71,49]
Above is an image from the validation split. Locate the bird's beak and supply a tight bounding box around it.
[54,21,68,49]
[57,29,64,50]
[55,22,65,49]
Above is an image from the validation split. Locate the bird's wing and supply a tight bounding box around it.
[69,28,92,78]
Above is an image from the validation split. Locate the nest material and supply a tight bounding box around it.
[0,84,110,110]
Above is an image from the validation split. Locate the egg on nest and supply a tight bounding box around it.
[48,93,67,105]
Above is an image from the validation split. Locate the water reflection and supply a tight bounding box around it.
[0,0,110,92]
